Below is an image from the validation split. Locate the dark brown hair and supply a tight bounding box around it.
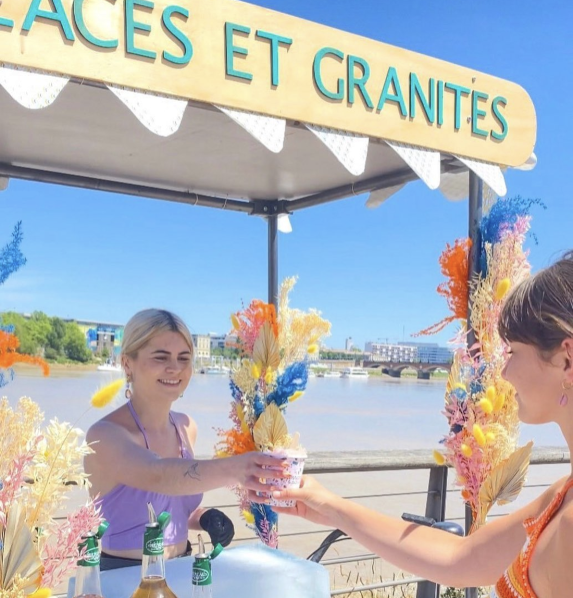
[498,251,573,354]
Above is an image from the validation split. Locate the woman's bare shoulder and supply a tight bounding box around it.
[86,405,135,443]
[171,411,198,445]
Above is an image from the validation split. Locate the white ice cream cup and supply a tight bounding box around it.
[259,449,307,507]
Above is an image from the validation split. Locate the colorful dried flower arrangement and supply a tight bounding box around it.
[427,196,543,531]
[216,277,331,547]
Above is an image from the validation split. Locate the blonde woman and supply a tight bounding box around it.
[85,309,286,569]
[271,252,573,598]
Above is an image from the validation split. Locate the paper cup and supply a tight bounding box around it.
[260,451,306,507]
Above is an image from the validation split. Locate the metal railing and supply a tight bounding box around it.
[298,446,570,598]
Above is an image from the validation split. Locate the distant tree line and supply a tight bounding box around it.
[211,347,241,358]
[320,350,365,360]
[1,311,93,363]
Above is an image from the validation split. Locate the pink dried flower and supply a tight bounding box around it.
[40,501,102,589]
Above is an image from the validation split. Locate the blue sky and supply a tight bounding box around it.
[1,0,571,350]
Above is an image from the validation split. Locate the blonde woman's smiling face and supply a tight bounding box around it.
[125,331,193,401]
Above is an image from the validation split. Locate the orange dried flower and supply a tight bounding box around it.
[216,428,257,457]
[414,238,472,336]
[0,330,50,376]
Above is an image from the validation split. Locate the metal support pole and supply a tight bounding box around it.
[268,214,279,308]
[467,171,483,349]
[416,466,449,598]
[465,171,483,598]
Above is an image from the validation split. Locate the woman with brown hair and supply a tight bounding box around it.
[271,252,573,598]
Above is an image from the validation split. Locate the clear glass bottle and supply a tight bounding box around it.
[73,524,107,598]
[191,537,223,598]
[130,519,178,598]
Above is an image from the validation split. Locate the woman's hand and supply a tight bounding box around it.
[231,451,290,494]
[253,475,342,527]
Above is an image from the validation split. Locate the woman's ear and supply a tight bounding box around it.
[121,355,131,378]
[562,338,573,381]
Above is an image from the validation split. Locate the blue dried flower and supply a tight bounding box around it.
[0,221,26,286]
[266,361,308,408]
[480,196,545,274]
[253,393,265,417]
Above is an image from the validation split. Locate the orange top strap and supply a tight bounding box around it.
[494,478,573,598]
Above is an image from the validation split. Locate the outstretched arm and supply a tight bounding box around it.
[271,475,553,588]
[85,420,286,497]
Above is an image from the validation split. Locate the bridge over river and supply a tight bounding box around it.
[362,360,452,380]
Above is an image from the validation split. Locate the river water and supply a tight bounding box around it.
[3,369,565,455]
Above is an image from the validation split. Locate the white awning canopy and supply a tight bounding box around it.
[0,0,537,214]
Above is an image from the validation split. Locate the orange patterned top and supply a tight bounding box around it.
[492,478,573,598]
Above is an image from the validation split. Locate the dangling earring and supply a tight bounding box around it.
[125,376,133,400]
[560,380,572,407]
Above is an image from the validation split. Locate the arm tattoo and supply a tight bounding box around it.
[184,462,201,480]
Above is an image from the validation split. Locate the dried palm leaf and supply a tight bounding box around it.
[474,441,533,529]
[252,322,280,372]
[253,404,288,451]
[1,502,43,594]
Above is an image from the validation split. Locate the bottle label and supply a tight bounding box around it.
[78,537,100,567]
[192,559,212,586]
[143,528,164,556]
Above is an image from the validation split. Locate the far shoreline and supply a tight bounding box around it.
[12,362,447,384]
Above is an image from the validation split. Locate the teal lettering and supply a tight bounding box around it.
[409,73,435,124]
[162,5,192,65]
[437,80,444,126]
[347,55,373,109]
[471,90,489,137]
[376,66,407,116]
[445,82,470,130]
[491,96,508,141]
[23,0,75,41]
[73,0,118,48]
[125,0,157,60]
[313,47,344,101]
[225,22,252,81]
[0,14,14,29]
[255,30,292,87]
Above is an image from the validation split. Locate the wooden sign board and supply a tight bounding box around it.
[0,0,536,166]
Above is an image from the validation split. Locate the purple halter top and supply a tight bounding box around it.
[98,401,203,552]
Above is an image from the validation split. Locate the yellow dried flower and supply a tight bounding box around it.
[473,424,486,447]
[288,391,304,403]
[433,450,446,465]
[30,589,51,598]
[486,386,496,403]
[251,363,261,380]
[486,431,496,443]
[307,344,319,354]
[454,383,466,391]
[264,367,274,385]
[242,510,255,525]
[91,378,124,409]
[461,444,473,458]
[478,398,494,415]
[493,393,506,412]
[495,278,511,301]
[231,314,241,331]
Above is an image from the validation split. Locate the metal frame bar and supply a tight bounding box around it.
[417,466,449,598]
[464,171,483,598]
[268,215,279,306]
